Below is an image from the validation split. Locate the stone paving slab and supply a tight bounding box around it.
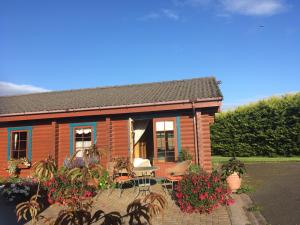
[32,184,232,225]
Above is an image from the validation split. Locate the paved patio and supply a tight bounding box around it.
[34,183,232,225]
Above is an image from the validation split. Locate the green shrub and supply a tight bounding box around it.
[179,149,192,161]
[188,164,202,174]
[211,93,300,156]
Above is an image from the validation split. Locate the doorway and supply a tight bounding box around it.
[132,119,154,164]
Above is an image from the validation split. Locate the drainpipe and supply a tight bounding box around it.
[192,102,199,165]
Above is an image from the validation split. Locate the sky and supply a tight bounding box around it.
[0,0,299,110]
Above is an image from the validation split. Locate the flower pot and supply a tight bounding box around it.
[226,172,241,192]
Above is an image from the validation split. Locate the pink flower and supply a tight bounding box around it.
[226,198,235,205]
[199,192,208,200]
[176,192,183,199]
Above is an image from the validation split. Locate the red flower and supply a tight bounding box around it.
[199,192,208,200]
[176,192,183,199]
[226,198,235,205]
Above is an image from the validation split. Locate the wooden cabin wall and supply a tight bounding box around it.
[180,113,196,163]
[0,122,53,177]
[57,123,70,167]
[0,127,8,177]
[110,118,129,159]
[197,109,215,173]
[0,107,217,178]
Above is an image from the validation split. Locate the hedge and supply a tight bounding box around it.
[211,92,300,157]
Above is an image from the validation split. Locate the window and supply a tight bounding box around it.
[74,128,92,157]
[156,121,175,162]
[11,131,28,159]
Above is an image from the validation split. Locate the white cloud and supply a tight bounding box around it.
[140,12,160,21]
[0,81,50,96]
[140,9,180,21]
[175,0,287,16]
[162,9,180,20]
[220,0,285,16]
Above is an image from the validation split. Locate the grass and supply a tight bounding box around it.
[212,156,300,165]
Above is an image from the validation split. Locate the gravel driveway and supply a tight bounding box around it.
[245,163,300,225]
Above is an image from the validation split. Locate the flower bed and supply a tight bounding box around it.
[43,174,96,205]
[0,178,38,203]
[175,171,234,214]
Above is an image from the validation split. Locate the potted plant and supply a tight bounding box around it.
[221,157,246,192]
[18,158,32,169]
[7,160,20,177]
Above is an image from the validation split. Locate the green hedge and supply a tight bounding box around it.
[211,93,300,157]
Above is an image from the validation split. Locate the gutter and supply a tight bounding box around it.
[0,97,222,117]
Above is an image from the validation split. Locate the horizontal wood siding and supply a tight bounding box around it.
[198,112,214,172]
[180,114,196,163]
[96,119,108,166]
[111,118,129,158]
[0,123,53,177]
[58,123,70,167]
[31,124,53,162]
[0,128,8,177]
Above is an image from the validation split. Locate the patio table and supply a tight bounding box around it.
[133,166,159,197]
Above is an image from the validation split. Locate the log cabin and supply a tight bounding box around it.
[0,77,222,177]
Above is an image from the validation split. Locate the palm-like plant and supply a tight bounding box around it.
[16,194,41,223]
[32,155,57,181]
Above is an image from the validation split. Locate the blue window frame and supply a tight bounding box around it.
[7,126,32,161]
[69,122,97,156]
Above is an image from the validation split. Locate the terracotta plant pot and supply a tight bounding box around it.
[226,172,241,192]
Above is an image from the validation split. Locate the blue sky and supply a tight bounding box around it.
[0,0,299,109]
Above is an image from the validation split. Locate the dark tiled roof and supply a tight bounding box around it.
[0,77,222,115]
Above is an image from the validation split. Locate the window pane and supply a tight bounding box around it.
[19,151,26,158]
[165,121,174,131]
[12,151,18,159]
[156,131,165,150]
[20,132,27,141]
[166,150,175,162]
[83,141,91,148]
[156,122,165,131]
[166,131,174,138]
[76,142,83,148]
[167,139,174,150]
[11,131,28,159]
[19,141,27,151]
[74,128,92,158]
[157,149,165,161]
[75,132,83,140]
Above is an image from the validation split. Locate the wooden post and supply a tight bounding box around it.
[106,117,112,162]
[51,121,58,164]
